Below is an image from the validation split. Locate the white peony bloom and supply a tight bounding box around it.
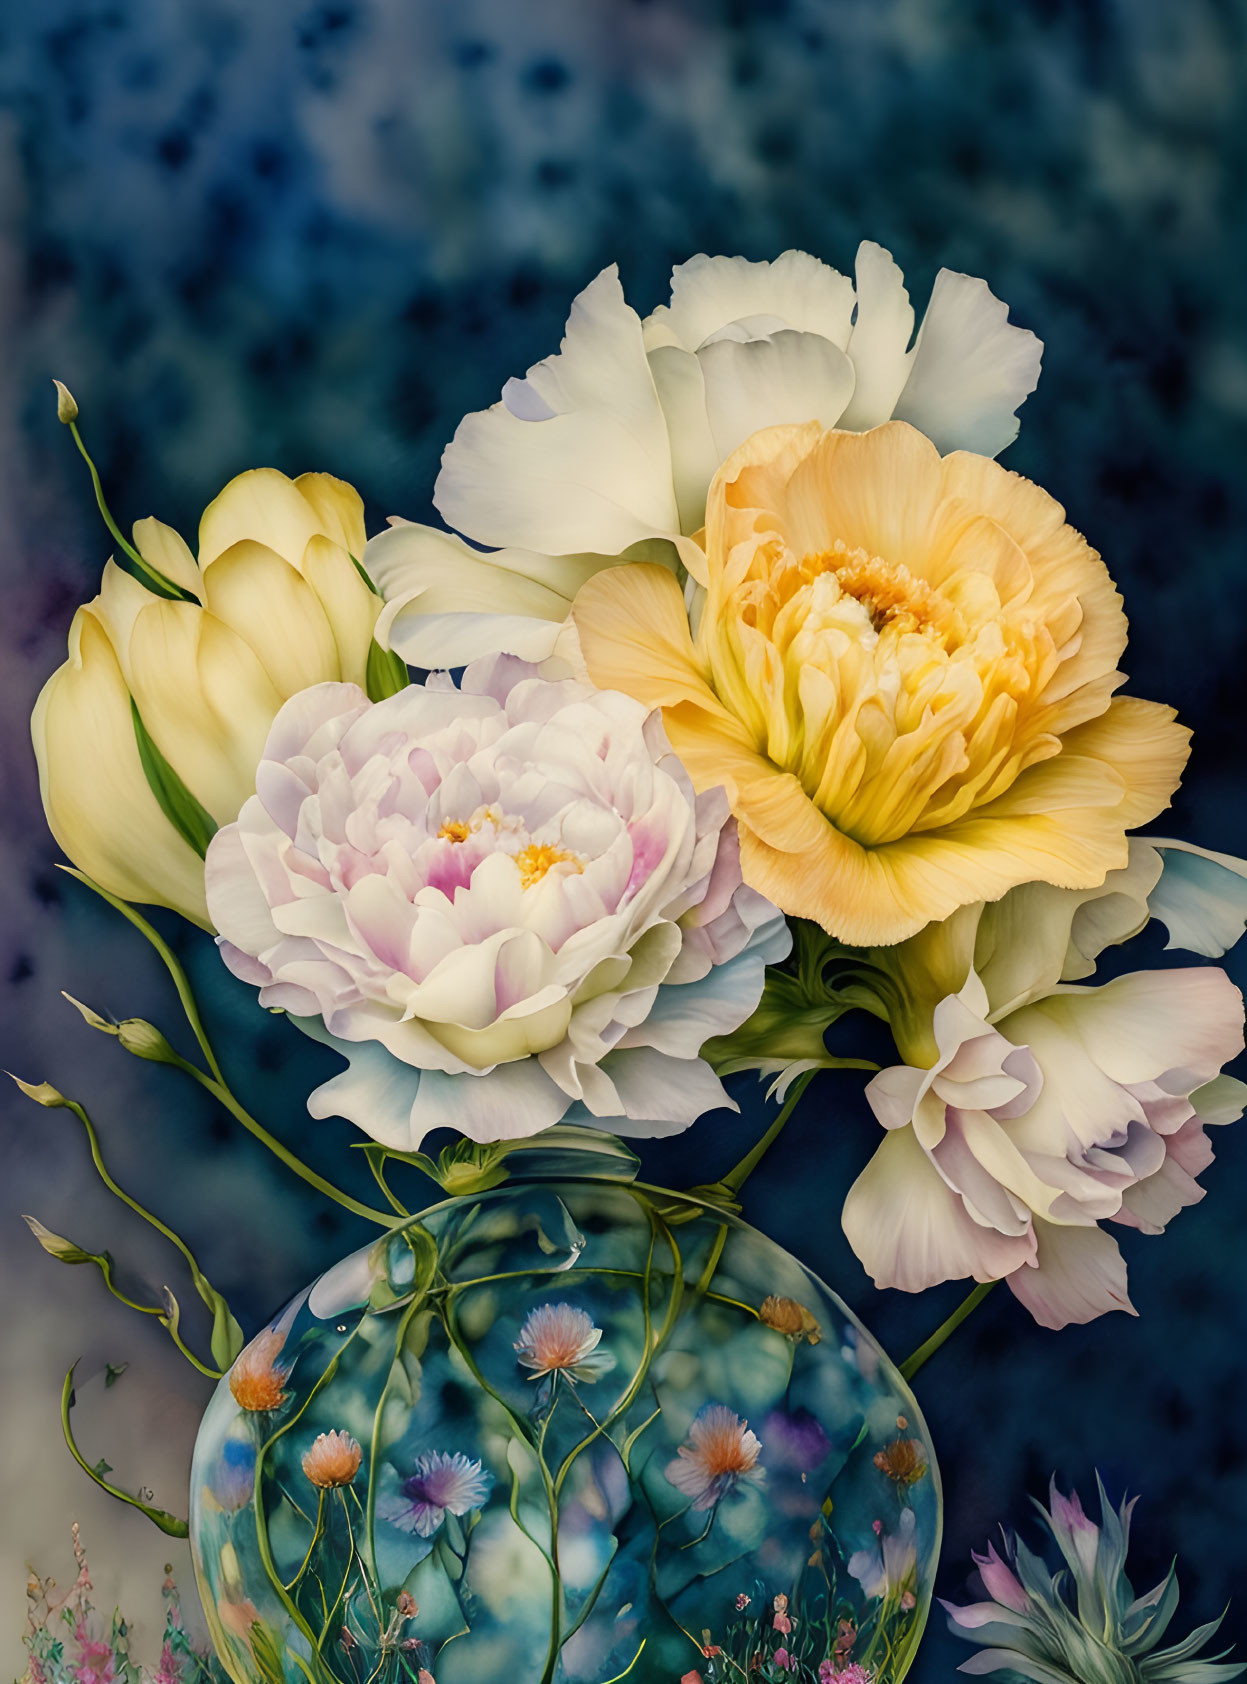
[841,855,1247,1329]
[369,243,1042,667]
[204,655,789,1149]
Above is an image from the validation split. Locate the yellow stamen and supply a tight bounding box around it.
[515,842,582,889]
[804,542,960,641]
[438,819,471,843]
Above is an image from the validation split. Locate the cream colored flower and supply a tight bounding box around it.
[574,420,1189,945]
[839,860,1247,1328]
[32,470,381,926]
[369,244,1041,666]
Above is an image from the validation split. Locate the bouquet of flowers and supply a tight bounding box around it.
[21,244,1247,1684]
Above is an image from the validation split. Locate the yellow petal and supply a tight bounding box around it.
[31,609,208,924]
[126,601,284,824]
[198,468,323,571]
[301,535,380,688]
[294,472,368,560]
[573,562,742,730]
[200,540,341,696]
[131,517,202,598]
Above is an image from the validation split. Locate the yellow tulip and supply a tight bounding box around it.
[32,469,381,927]
[574,420,1191,946]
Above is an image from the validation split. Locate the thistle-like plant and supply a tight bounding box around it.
[945,1475,1245,1683]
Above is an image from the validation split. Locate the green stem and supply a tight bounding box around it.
[58,1094,223,1373]
[900,1280,998,1382]
[66,420,188,598]
[61,1364,189,1537]
[61,868,224,1081]
[721,1069,817,1196]
[174,1057,396,1228]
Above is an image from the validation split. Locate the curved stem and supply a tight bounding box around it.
[900,1280,998,1382]
[65,421,187,596]
[57,1094,224,1373]
[175,1058,396,1228]
[61,1364,189,1537]
[60,868,223,1081]
[720,1069,817,1196]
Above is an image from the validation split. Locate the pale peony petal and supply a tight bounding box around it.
[1005,1221,1136,1330]
[1034,969,1244,1091]
[696,330,856,461]
[591,1046,735,1133]
[435,265,680,556]
[842,1126,1036,1293]
[647,249,857,353]
[644,345,722,535]
[367,522,613,666]
[303,1034,427,1150]
[404,1060,570,1146]
[892,268,1043,457]
[838,240,916,430]
[1144,836,1247,958]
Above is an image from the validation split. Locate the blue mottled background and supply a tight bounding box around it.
[3,0,1247,1675]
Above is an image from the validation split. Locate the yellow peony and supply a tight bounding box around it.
[574,420,1190,945]
[32,469,382,927]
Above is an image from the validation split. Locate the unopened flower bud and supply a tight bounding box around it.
[8,1072,68,1108]
[117,1019,178,1064]
[23,1214,92,1263]
[53,379,79,424]
[62,993,117,1035]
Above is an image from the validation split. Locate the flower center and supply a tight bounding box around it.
[515,841,583,889]
[804,542,961,643]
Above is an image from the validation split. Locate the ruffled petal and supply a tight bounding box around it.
[435,265,680,555]
[893,268,1042,457]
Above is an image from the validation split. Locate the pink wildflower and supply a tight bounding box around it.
[515,1303,615,1383]
[665,1404,765,1510]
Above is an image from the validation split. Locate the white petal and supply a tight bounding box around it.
[615,941,769,1055]
[893,268,1042,456]
[1145,837,1247,958]
[645,345,721,534]
[434,265,680,555]
[696,330,856,462]
[405,1061,570,1146]
[838,240,916,430]
[647,250,856,352]
[1006,1220,1136,1330]
[1037,970,1244,1090]
[594,1047,734,1135]
[303,1033,425,1150]
[842,1125,1036,1293]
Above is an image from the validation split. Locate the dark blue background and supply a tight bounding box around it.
[3,0,1246,1674]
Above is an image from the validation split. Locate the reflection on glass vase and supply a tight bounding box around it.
[190,1165,940,1684]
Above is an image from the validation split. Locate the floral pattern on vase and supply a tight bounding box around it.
[190,1175,940,1684]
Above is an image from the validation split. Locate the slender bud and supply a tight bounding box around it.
[23,1214,93,1263]
[53,379,79,424]
[62,993,118,1035]
[7,1072,68,1108]
[117,1019,178,1064]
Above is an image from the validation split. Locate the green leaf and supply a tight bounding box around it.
[208,1296,246,1370]
[91,1457,113,1478]
[130,700,218,858]
[365,637,410,701]
[105,1362,128,1388]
